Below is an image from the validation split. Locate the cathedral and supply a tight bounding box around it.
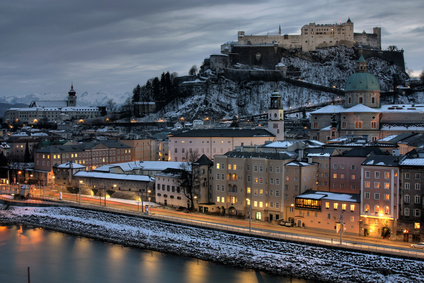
[309,54,424,143]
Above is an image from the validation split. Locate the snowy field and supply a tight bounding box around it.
[1,205,423,283]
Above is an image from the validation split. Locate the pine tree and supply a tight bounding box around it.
[132,84,142,103]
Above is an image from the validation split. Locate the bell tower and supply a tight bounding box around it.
[67,84,77,107]
[267,89,285,140]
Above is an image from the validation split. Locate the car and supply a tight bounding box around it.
[411,242,424,249]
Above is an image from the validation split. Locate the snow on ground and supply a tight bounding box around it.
[1,205,423,283]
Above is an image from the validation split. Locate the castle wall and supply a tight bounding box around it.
[235,20,381,52]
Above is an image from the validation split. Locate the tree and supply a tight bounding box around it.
[24,141,31,163]
[420,70,424,85]
[178,150,200,211]
[132,84,142,103]
[189,65,198,76]
[387,45,398,52]
[106,99,117,113]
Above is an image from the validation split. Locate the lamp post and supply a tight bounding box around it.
[340,211,344,245]
[246,198,252,232]
[79,180,82,205]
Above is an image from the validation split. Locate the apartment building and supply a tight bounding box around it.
[168,129,275,162]
[360,155,400,239]
[213,150,294,222]
[398,149,424,242]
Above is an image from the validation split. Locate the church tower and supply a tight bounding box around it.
[267,89,285,140]
[67,84,77,107]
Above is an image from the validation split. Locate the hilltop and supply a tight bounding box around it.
[137,46,410,123]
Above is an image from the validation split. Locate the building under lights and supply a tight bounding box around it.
[4,85,102,125]
[309,54,424,143]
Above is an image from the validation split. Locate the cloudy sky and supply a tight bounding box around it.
[1,0,423,99]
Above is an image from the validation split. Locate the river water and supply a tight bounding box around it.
[0,224,307,283]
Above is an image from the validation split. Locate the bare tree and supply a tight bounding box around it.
[189,65,198,76]
[178,150,200,211]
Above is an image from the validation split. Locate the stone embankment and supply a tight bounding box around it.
[1,206,423,283]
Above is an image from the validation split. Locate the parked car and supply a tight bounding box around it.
[411,242,424,249]
[278,220,294,227]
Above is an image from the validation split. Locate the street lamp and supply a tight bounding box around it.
[79,180,82,205]
[248,198,252,232]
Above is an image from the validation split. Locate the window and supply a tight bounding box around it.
[415,195,421,204]
[405,183,410,190]
[233,164,237,170]
[365,181,370,188]
[276,179,280,185]
[351,175,356,180]
[374,205,380,214]
[374,182,380,189]
[404,195,410,203]
[342,203,346,211]
[247,187,251,194]
[405,173,410,179]
[350,204,355,212]
[371,121,377,129]
[415,222,421,229]
[384,194,390,201]
[334,203,338,210]
[365,171,370,178]
[355,121,362,129]
[384,172,390,179]
[364,192,370,199]
[414,209,421,217]
[216,174,220,180]
[415,173,421,179]
[228,164,231,170]
[325,202,330,209]
[351,165,356,170]
[253,201,258,207]
[374,193,380,200]
[333,174,337,179]
[384,206,390,214]
[375,171,380,179]
[246,165,250,171]
[275,190,280,197]
[365,204,370,212]
[216,185,220,191]
[415,183,421,190]
[404,208,410,216]
[246,198,250,206]
[384,183,390,189]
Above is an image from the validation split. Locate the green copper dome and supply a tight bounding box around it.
[345,72,380,91]
[345,53,380,92]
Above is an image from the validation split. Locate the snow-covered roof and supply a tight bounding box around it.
[95,161,188,173]
[400,158,424,166]
[57,162,86,169]
[75,171,152,182]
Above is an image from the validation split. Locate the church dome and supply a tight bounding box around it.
[345,72,380,92]
[345,54,380,92]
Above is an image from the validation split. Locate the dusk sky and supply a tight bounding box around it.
[1,0,423,99]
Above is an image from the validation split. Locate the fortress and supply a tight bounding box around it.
[225,18,381,53]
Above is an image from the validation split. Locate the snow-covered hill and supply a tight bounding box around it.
[141,46,410,122]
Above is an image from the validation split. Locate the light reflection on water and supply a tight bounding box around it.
[0,225,308,283]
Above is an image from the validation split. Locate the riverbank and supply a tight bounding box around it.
[1,205,423,283]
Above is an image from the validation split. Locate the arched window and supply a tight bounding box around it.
[365,204,370,212]
[384,206,390,214]
[374,205,380,214]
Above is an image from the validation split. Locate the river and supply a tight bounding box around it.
[0,224,307,283]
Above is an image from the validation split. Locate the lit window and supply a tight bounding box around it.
[233,164,237,170]
[247,187,251,194]
[246,198,250,206]
[415,222,421,229]
[384,183,390,189]
[333,174,337,179]
[385,194,390,201]
[365,204,370,212]
[384,206,390,214]
[334,203,338,210]
[325,202,330,209]
[221,197,224,203]
[228,164,231,170]
[254,201,258,207]
[342,204,346,211]
[259,202,263,208]
[350,204,355,212]
[216,196,220,202]
[216,163,220,169]
[365,181,370,188]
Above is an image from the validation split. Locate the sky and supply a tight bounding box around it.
[1,0,423,99]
